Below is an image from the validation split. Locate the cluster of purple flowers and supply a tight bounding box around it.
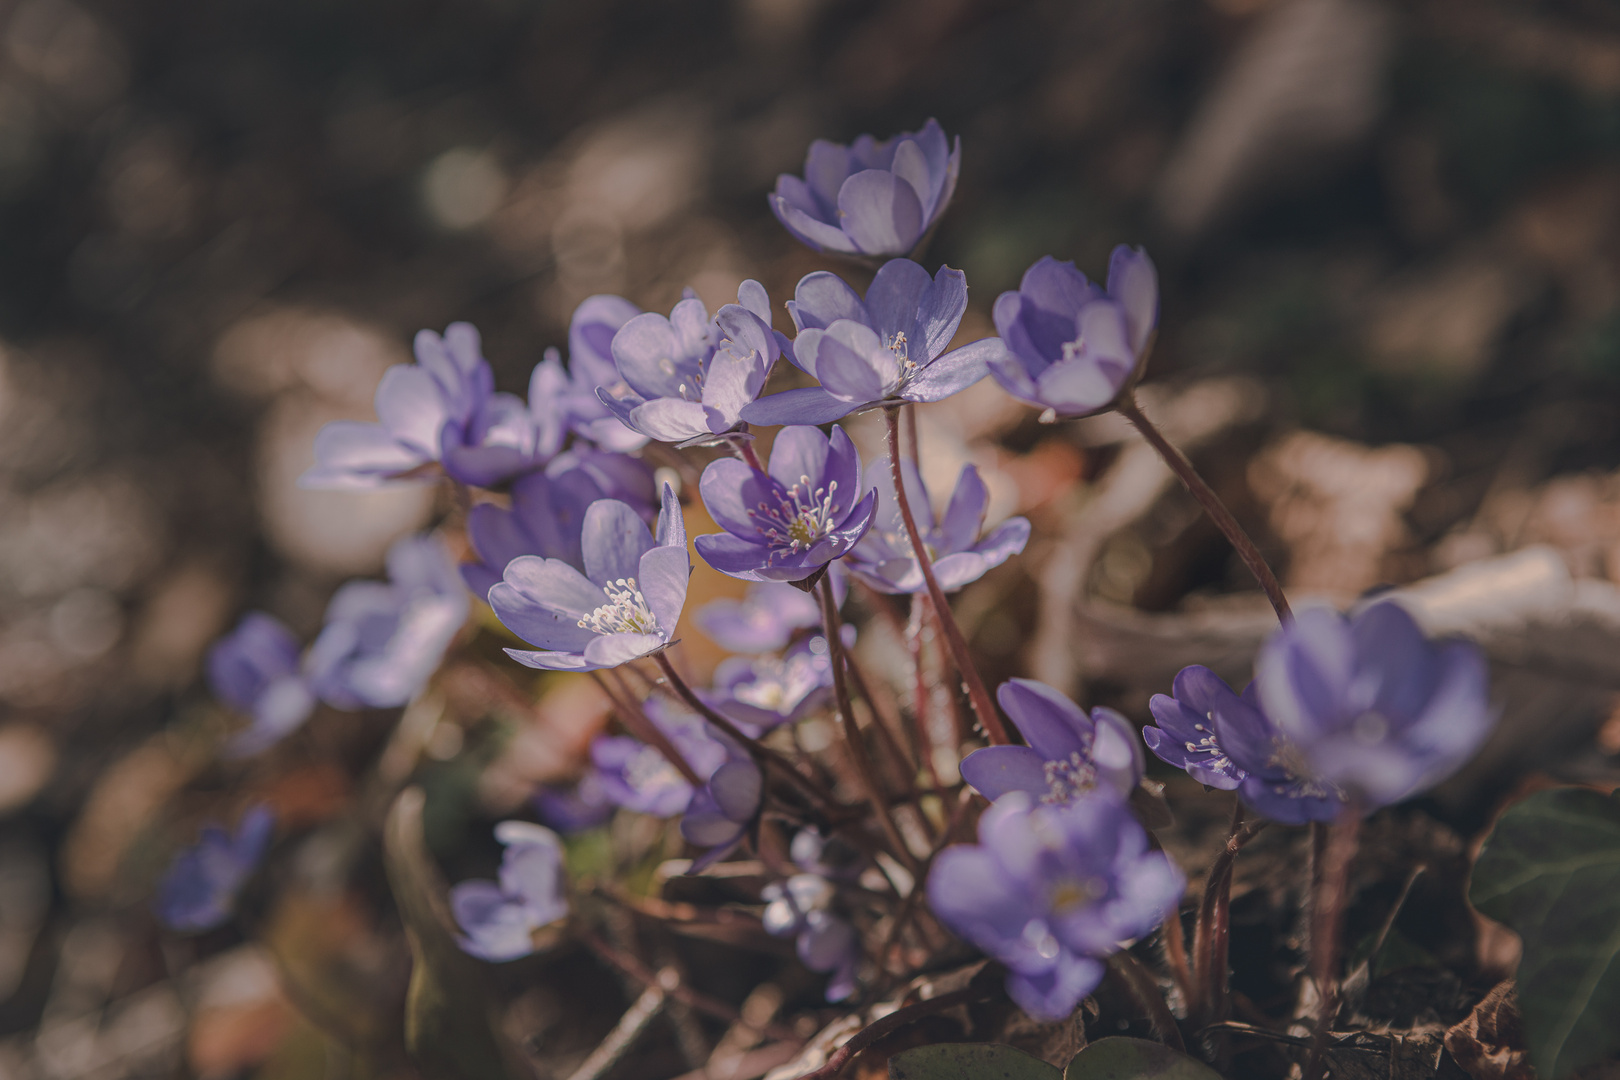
[156,804,275,932]
[450,821,571,961]
[761,830,863,1002]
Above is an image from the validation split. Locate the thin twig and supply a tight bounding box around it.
[1115,390,1291,624]
[1107,951,1187,1054]
[794,986,991,1080]
[591,670,703,786]
[882,407,1011,744]
[563,975,670,1080]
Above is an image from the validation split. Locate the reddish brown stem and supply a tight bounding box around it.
[906,596,946,790]
[794,986,990,1080]
[1115,390,1291,625]
[591,671,703,786]
[1108,951,1187,1054]
[840,650,919,794]
[738,439,765,473]
[882,407,1010,744]
[1302,808,1361,1080]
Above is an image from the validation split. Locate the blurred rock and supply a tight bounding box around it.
[0,725,55,815]
[129,564,234,691]
[211,308,403,407]
[423,146,509,231]
[185,947,295,1080]
[1363,253,1529,380]
[61,736,195,900]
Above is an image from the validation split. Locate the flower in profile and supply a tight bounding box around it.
[490,484,690,671]
[927,792,1184,1021]
[680,754,762,871]
[700,631,843,736]
[1143,666,1248,792]
[597,282,786,445]
[769,119,960,257]
[157,804,275,932]
[693,574,838,653]
[846,459,1030,594]
[743,260,999,425]
[461,452,656,598]
[695,425,877,582]
[450,821,570,962]
[1255,601,1492,812]
[208,612,317,757]
[305,534,469,709]
[589,700,730,817]
[762,873,860,1001]
[303,323,560,490]
[989,247,1159,420]
[546,294,650,452]
[959,680,1143,806]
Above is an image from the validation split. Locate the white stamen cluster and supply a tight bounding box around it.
[623,744,685,793]
[1041,750,1099,805]
[748,475,841,563]
[886,330,919,384]
[1182,714,1233,770]
[1267,737,1339,800]
[577,578,660,636]
[1060,336,1086,362]
[656,355,708,402]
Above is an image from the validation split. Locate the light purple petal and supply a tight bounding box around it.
[959,745,1050,801]
[997,678,1088,761]
[770,196,861,255]
[302,421,429,490]
[627,398,712,443]
[789,272,868,335]
[741,387,858,426]
[1106,245,1159,358]
[375,365,453,455]
[1089,707,1146,797]
[637,545,690,639]
[837,170,924,256]
[581,500,655,586]
[489,558,603,652]
[902,337,997,403]
[864,258,933,342]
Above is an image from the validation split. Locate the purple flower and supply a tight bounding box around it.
[762,874,860,1002]
[305,534,469,709]
[693,577,834,654]
[1254,601,1493,812]
[597,283,786,445]
[680,755,763,871]
[769,119,960,258]
[461,451,656,598]
[959,680,1143,806]
[207,612,318,757]
[847,459,1030,595]
[303,323,559,490]
[742,260,1000,426]
[590,700,731,817]
[156,804,274,932]
[533,773,614,834]
[927,792,1184,1021]
[490,484,690,671]
[699,631,842,736]
[1143,666,1248,792]
[989,247,1159,420]
[450,821,570,962]
[695,425,878,583]
[535,295,650,453]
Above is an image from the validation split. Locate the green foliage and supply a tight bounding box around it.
[887,1043,1061,1080]
[1469,786,1620,1078]
[1062,1038,1223,1080]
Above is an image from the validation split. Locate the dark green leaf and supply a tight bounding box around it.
[1469,786,1620,1078]
[887,1043,1061,1080]
[1063,1037,1224,1080]
[384,787,525,1080]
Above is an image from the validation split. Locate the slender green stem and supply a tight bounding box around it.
[1115,390,1291,624]
[882,407,1011,745]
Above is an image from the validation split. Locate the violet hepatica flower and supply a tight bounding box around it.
[989,247,1159,420]
[695,425,877,583]
[157,804,274,932]
[533,773,614,834]
[699,631,843,736]
[208,612,318,757]
[680,754,763,871]
[461,451,655,598]
[598,282,785,445]
[769,119,960,258]
[451,821,569,962]
[927,791,1184,1021]
[533,294,649,453]
[306,534,468,710]
[743,260,997,426]
[960,679,1143,806]
[490,484,689,671]
[694,575,838,653]
[590,700,730,817]
[762,874,860,1002]
[304,323,558,490]
[847,459,1029,594]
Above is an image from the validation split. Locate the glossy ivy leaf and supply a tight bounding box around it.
[1062,1038,1223,1080]
[1469,786,1620,1079]
[888,1043,1061,1080]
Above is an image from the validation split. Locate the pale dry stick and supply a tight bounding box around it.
[1115,390,1291,625]
[562,974,671,1080]
[819,574,919,874]
[590,670,703,786]
[882,406,1011,745]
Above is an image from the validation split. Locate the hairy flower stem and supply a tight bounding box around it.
[1190,805,1267,1064]
[590,670,703,786]
[737,439,765,473]
[839,651,921,798]
[795,985,993,1080]
[650,652,839,816]
[819,574,919,873]
[903,403,920,462]
[1108,951,1187,1053]
[883,406,1011,744]
[1302,808,1361,1080]
[906,596,947,790]
[1115,391,1292,625]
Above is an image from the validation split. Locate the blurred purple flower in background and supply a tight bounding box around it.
[693,575,836,653]
[989,247,1158,419]
[451,821,569,962]
[303,322,558,490]
[306,534,469,709]
[695,425,876,582]
[769,119,960,257]
[590,700,730,817]
[1255,601,1493,812]
[533,772,614,834]
[847,460,1029,594]
[157,804,275,932]
[699,631,843,735]
[927,792,1183,1021]
[490,485,689,671]
[680,755,762,870]
[598,283,785,444]
[960,679,1142,806]
[762,873,860,1001]
[208,612,317,757]
[544,294,650,452]
[743,260,997,425]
